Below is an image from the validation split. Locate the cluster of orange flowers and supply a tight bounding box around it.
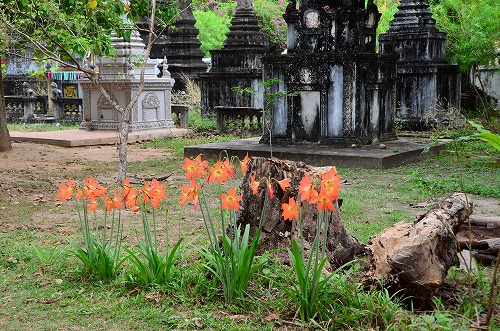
[282,168,341,222]
[56,176,167,212]
[180,154,248,211]
[180,154,341,221]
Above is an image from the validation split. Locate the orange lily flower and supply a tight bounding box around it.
[298,174,318,202]
[310,187,335,212]
[240,153,250,175]
[111,190,124,210]
[142,179,166,208]
[250,175,260,195]
[83,176,107,200]
[321,167,341,189]
[123,183,139,209]
[276,177,291,191]
[220,187,242,211]
[180,179,201,210]
[87,198,99,211]
[103,195,114,211]
[208,160,233,185]
[56,179,74,201]
[182,155,208,180]
[282,197,299,222]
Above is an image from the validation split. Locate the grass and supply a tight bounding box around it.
[1,121,499,329]
[7,122,79,132]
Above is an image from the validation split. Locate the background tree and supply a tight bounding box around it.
[0,0,178,181]
[193,0,287,57]
[0,29,12,152]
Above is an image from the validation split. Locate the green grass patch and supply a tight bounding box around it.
[7,122,79,132]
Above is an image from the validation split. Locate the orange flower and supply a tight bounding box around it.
[83,176,107,200]
[240,153,250,175]
[87,198,99,211]
[123,179,139,209]
[220,187,242,211]
[111,190,124,210]
[180,179,201,210]
[282,197,299,222]
[276,177,291,191]
[321,167,341,189]
[56,179,74,201]
[103,195,114,211]
[142,178,166,208]
[310,187,335,212]
[250,175,260,195]
[208,159,235,185]
[298,174,317,202]
[182,155,208,180]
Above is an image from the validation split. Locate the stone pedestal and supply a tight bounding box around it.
[263,0,397,146]
[199,1,277,117]
[379,0,461,130]
[81,32,175,131]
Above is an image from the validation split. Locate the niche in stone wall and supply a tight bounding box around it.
[142,92,161,121]
[97,94,119,121]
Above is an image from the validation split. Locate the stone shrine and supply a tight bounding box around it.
[379,0,461,130]
[262,0,397,146]
[199,0,278,117]
[80,32,176,131]
[139,0,207,91]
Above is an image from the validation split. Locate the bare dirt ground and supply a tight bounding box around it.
[0,141,498,241]
[0,142,186,242]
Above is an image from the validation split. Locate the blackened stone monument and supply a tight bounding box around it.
[379,0,461,130]
[199,0,278,117]
[263,0,397,146]
[138,0,207,91]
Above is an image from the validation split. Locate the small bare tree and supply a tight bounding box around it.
[0,0,179,181]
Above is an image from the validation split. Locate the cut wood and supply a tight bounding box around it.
[364,193,472,307]
[469,216,500,229]
[237,157,364,266]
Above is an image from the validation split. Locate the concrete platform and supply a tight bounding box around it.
[10,128,189,147]
[184,136,447,169]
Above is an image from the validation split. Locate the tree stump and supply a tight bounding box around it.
[237,157,364,265]
[364,193,473,307]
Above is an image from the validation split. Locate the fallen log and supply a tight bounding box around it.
[364,193,472,307]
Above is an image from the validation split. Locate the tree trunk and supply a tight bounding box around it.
[0,55,12,152]
[238,157,364,265]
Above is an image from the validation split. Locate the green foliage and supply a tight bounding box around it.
[252,0,287,49]
[374,0,399,35]
[126,208,183,286]
[468,121,500,151]
[193,9,231,57]
[429,0,500,71]
[193,0,287,57]
[0,0,178,63]
[67,205,125,281]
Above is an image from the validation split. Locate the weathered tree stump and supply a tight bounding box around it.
[238,157,474,308]
[364,193,472,307]
[237,157,364,265]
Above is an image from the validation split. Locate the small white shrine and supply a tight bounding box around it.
[80,32,175,131]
